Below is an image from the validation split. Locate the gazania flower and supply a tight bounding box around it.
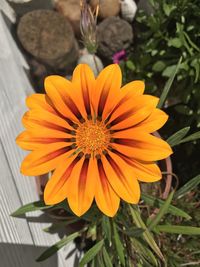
[16,64,172,217]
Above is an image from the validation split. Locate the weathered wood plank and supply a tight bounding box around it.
[0,11,77,266]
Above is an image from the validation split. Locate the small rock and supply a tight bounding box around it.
[17,10,79,69]
[55,0,81,36]
[97,16,133,60]
[78,53,104,76]
[120,0,137,22]
[90,0,120,19]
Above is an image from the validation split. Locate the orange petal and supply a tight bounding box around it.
[26,94,56,114]
[72,64,95,118]
[16,130,73,151]
[107,95,159,130]
[45,75,84,122]
[22,109,72,132]
[102,151,140,203]
[67,157,96,216]
[111,130,173,161]
[20,142,74,176]
[116,153,162,182]
[92,64,122,120]
[133,109,168,133]
[95,158,120,217]
[44,154,81,205]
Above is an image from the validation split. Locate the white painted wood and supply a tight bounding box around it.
[0,12,77,267]
[0,0,16,23]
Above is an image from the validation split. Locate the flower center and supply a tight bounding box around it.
[76,120,110,155]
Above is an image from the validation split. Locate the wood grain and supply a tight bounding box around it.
[0,12,77,267]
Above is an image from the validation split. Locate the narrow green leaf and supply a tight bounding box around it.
[148,191,174,230]
[131,238,158,267]
[102,247,113,267]
[123,227,145,237]
[102,216,112,243]
[174,174,200,199]
[11,201,51,217]
[141,193,191,220]
[158,57,182,108]
[129,205,164,261]
[113,221,125,266]
[155,225,200,235]
[180,131,200,144]
[167,127,190,147]
[36,232,80,262]
[79,240,104,267]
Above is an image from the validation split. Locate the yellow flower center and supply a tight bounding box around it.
[76,120,110,155]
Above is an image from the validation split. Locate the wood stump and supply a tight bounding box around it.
[17,10,79,69]
[97,16,133,60]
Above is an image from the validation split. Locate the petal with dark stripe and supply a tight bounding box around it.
[67,156,96,216]
[95,158,120,217]
[102,151,140,203]
[111,131,173,161]
[44,155,81,205]
[20,142,74,176]
[45,76,84,122]
[92,64,122,120]
[72,64,95,118]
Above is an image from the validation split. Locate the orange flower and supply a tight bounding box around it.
[16,64,172,217]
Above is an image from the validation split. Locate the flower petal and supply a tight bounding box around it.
[16,129,74,150]
[22,109,72,132]
[95,158,120,217]
[107,95,159,130]
[45,75,84,122]
[20,142,74,176]
[72,64,95,118]
[44,154,81,205]
[102,151,140,203]
[26,94,56,114]
[67,156,96,216]
[111,130,173,161]
[92,64,122,120]
[133,109,168,133]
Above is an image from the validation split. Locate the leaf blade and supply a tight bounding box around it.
[79,240,104,267]
[11,201,51,217]
[174,174,200,199]
[36,232,80,262]
[155,225,200,235]
[167,127,190,147]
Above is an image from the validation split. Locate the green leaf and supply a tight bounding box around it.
[102,247,113,267]
[158,57,182,108]
[126,60,136,71]
[147,191,174,230]
[155,225,200,235]
[124,227,145,237]
[168,38,182,48]
[36,232,80,262]
[79,240,104,267]
[129,205,164,261]
[102,216,111,243]
[180,131,200,144]
[141,193,191,220]
[152,61,166,72]
[166,127,190,147]
[11,201,51,217]
[162,65,176,77]
[174,175,200,199]
[112,221,125,266]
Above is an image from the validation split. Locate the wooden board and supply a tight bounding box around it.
[0,11,78,267]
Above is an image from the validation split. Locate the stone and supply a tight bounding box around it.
[97,16,133,60]
[90,0,120,19]
[17,10,79,69]
[78,52,104,76]
[120,0,137,22]
[55,0,81,35]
